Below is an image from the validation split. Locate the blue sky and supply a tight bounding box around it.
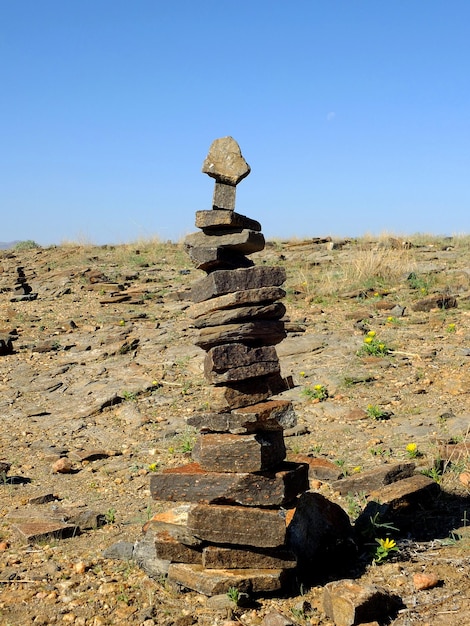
[1,1,469,245]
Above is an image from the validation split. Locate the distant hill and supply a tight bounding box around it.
[0,241,19,249]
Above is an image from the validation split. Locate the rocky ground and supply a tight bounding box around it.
[0,235,469,625]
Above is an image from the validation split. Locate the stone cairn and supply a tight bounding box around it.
[145,137,310,596]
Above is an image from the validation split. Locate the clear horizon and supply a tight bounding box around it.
[1,1,469,246]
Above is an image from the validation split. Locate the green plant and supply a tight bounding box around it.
[358,331,390,357]
[373,537,399,564]
[104,508,116,524]
[14,239,40,250]
[421,465,443,483]
[122,390,137,402]
[365,404,388,420]
[302,384,329,402]
[406,443,421,459]
[446,323,456,333]
[226,586,240,603]
[345,491,367,519]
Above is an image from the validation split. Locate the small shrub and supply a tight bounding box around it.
[14,240,40,250]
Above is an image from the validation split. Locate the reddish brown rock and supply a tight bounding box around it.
[188,286,286,319]
[202,545,296,570]
[192,431,286,473]
[52,457,74,474]
[195,302,286,329]
[190,266,286,303]
[195,320,286,351]
[413,572,440,590]
[195,210,261,232]
[150,462,308,506]
[168,563,286,596]
[187,504,287,547]
[323,579,401,626]
[367,473,439,509]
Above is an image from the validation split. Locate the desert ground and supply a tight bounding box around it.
[0,234,469,625]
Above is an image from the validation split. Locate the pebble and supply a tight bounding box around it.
[413,572,440,590]
[52,457,74,474]
[459,472,470,487]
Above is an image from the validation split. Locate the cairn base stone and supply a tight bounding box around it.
[202,545,297,570]
[168,563,286,596]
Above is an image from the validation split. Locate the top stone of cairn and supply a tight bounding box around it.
[202,136,251,186]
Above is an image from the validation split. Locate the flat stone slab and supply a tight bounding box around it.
[204,343,279,375]
[208,373,291,410]
[150,461,308,506]
[331,463,416,495]
[168,563,286,596]
[187,246,254,272]
[323,579,401,626]
[195,320,286,350]
[188,286,286,319]
[187,399,294,434]
[191,267,286,303]
[12,521,79,543]
[192,431,286,473]
[205,358,280,384]
[202,545,296,570]
[153,530,202,564]
[187,504,287,547]
[195,210,261,232]
[195,302,286,329]
[185,230,265,255]
[232,400,297,431]
[202,136,251,186]
[142,505,202,547]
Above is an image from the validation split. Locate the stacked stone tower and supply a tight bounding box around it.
[148,138,308,595]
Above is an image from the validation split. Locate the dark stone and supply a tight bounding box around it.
[150,461,308,506]
[202,545,296,570]
[195,321,286,350]
[187,246,254,272]
[212,182,236,210]
[185,230,265,255]
[168,563,286,596]
[190,266,286,303]
[196,210,261,232]
[188,286,286,319]
[412,295,458,311]
[209,373,292,410]
[192,431,286,473]
[187,399,295,434]
[187,504,287,547]
[331,463,416,495]
[286,491,355,582]
[195,302,286,329]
